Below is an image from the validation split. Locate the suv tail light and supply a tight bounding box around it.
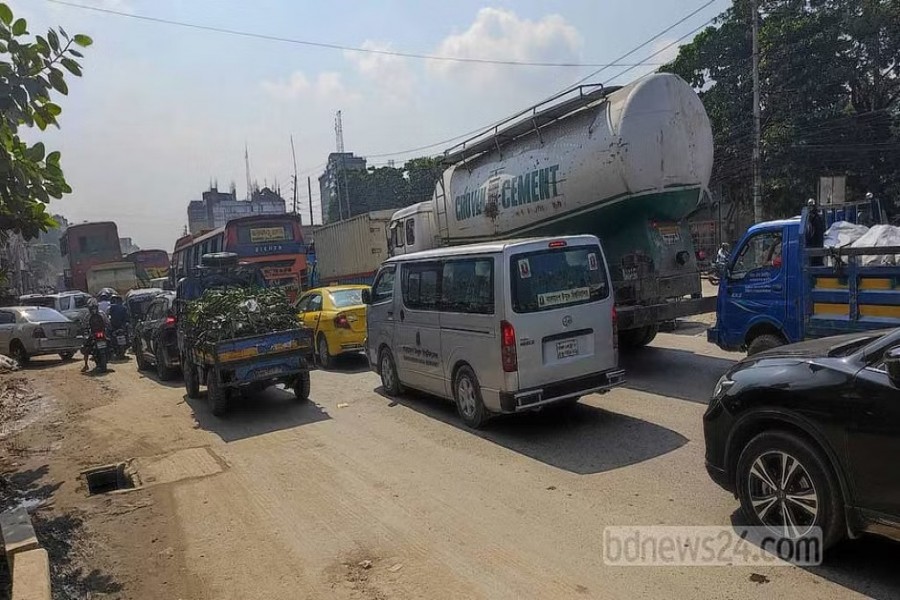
[612,306,619,349]
[32,327,46,339]
[334,313,351,329]
[500,320,517,372]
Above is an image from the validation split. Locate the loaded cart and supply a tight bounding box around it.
[176,252,315,416]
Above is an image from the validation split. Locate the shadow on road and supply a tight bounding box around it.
[620,346,737,404]
[185,385,330,443]
[136,369,186,389]
[380,390,688,475]
[20,356,80,370]
[317,353,370,375]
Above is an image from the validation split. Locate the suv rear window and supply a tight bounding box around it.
[510,245,609,313]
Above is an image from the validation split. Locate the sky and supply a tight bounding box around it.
[16,0,731,250]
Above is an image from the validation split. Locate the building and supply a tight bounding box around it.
[187,185,287,234]
[318,152,367,224]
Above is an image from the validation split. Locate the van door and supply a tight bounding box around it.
[722,229,786,344]
[396,261,444,394]
[367,265,397,367]
[507,241,616,391]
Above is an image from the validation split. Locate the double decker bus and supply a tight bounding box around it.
[60,221,122,292]
[172,214,308,300]
[125,249,170,286]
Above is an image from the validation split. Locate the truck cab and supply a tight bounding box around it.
[709,199,898,354]
[388,202,436,256]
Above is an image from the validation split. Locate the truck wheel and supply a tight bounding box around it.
[736,430,845,549]
[182,355,199,398]
[134,339,149,371]
[747,334,784,356]
[378,348,402,396]
[454,365,489,429]
[618,325,657,350]
[207,374,229,417]
[155,345,175,381]
[317,335,333,370]
[294,371,311,402]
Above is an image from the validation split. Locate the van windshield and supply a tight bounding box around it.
[510,245,609,313]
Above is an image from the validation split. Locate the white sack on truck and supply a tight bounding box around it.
[850,224,900,266]
[824,221,869,249]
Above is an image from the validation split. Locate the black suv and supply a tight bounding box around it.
[133,292,180,381]
[704,328,900,548]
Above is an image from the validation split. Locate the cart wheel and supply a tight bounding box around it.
[207,374,229,417]
[294,371,311,402]
[183,355,199,398]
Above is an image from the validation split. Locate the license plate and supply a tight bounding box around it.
[556,339,578,359]
[117,336,126,345]
[54,329,68,337]
[95,341,107,349]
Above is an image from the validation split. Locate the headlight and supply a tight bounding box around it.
[712,374,734,402]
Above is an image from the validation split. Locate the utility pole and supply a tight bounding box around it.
[290,135,299,218]
[307,176,314,226]
[751,0,762,224]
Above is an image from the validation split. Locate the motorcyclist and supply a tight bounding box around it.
[97,290,112,315]
[81,299,108,372]
[108,294,128,331]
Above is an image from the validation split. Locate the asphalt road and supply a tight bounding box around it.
[13,324,900,599]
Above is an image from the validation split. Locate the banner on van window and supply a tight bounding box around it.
[250,227,287,243]
[537,287,590,308]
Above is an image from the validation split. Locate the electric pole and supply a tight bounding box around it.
[307,176,314,226]
[751,0,762,224]
[290,135,299,218]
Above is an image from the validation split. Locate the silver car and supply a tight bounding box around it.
[0,306,83,364]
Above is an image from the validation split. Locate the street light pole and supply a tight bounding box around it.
[751,0,763,224]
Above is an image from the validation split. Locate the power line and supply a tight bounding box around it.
[42,0,664,69]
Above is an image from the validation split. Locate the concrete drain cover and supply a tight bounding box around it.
[83,463,136,495]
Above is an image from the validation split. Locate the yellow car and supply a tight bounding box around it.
[295,285,369,369]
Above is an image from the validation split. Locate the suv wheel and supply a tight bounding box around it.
[134,338,149,371]
[155,344,174,381]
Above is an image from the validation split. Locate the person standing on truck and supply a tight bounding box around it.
[806,199,825,266]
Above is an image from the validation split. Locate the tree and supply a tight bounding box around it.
[0,2,91,239]
[662,0,900,218]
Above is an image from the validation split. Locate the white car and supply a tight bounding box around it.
[0,306,83,364]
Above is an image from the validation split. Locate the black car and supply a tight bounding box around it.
[704,328,900,548]
[133,292,180,381]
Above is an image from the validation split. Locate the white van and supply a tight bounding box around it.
[365,235,624,428]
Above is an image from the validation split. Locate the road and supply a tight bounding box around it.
[2,323,899,599]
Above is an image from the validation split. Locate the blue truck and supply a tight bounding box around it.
[708,200,899,354]
[176,253,314,416]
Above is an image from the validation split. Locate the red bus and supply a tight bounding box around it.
[60,221,121,292]
[172,214,308,300]
[125,249,170,286]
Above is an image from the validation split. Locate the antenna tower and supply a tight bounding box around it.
[334,110,345,153]
[244,143,252,202]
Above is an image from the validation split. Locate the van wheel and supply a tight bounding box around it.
[379,348,402,396]
[454,365,488,429]
[747,334,784,356]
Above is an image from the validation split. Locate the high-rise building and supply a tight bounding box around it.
[318,152,367,224]
[187,185,287,234]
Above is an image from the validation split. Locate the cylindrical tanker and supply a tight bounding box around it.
[391,73,716,345]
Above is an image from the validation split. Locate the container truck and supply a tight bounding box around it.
[310,210,394,286]
[389,73,717,348]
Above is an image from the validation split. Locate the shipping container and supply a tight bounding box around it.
[312,211,394,286]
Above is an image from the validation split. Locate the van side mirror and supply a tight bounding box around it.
[885,346,900,386]
[361,289,371,305]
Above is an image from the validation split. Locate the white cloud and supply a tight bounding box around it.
[429,8,583,88]
[344,40,415,104]
[261,70,360,105]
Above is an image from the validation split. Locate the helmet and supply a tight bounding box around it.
[111,294,123,304]
[807,198,816,207]
[87,298,99,313]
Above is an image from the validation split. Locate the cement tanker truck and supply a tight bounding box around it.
[389,72,716,348]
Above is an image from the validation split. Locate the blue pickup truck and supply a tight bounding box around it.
[708,201,899,354]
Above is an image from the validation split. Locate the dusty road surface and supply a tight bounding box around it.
[2,324,899,599]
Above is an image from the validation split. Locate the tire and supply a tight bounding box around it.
[317,335,333,370]
[378,348,402,396]
[182,355,199,399]
[155,344,175,381]
[453,365,489,429]
[747,333,784,356]
[207,373,229,417]
[59,351,74,361]
[618,325,658,350]
[95,348,108,372]
[736,430,845,550]
[294,371,311,402]
[10,341,29,365]
[134,339,150,371]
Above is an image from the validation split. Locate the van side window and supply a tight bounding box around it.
[441,258,494,314]
[371,267,396,303]
[402,262,440,310]
[405,218,416,246]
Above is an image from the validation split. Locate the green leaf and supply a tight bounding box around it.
[46,151,60,165]
[73,34,92,47]
[68,48,83,58]
[47,29,59,52]
[33,111,46,130]
[44,102,61,117]
[59,26,68,40]
[48,70,67,95]
[11,18,25,36]
[60,57,81,77]
[0,4,11,26]
[26,142,45,162]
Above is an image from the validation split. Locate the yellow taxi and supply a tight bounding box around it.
[295,285,369,368]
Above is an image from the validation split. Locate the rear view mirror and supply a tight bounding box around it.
[885,346,900,386]
[361,289,372,305]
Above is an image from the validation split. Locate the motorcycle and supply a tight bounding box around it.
[110,327,129,360]
[86,330,109,372]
